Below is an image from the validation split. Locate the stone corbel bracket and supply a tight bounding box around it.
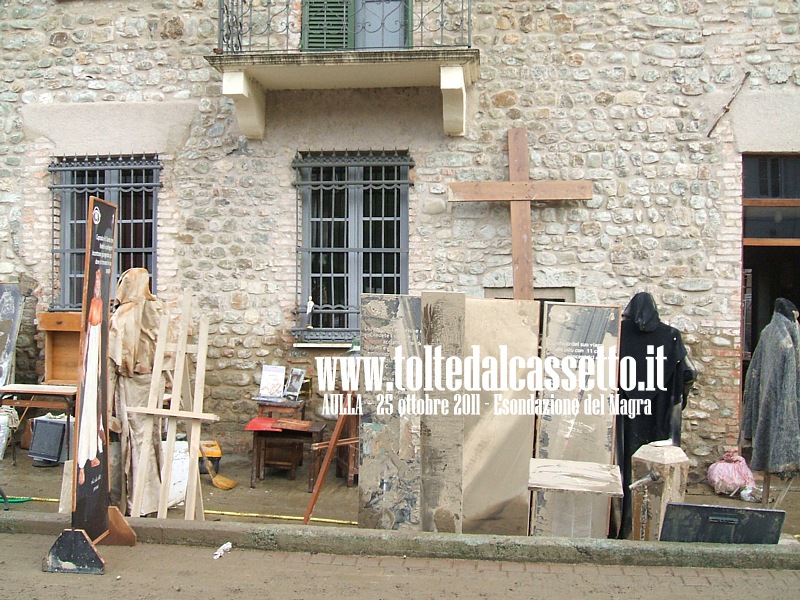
[441,65,467,137]
[222,71,266,140]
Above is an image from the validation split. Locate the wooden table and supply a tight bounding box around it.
[0,384,77,466]
[253,396,306,419]
[245,417,326,490]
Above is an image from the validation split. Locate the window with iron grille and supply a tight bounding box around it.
[49,156,161,310]
[293,151,412,343]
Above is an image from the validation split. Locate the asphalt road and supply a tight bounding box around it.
[1,533,799,599]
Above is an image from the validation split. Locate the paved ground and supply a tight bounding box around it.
[5,450,800,536]
[1,532,799,600]
[0,450,360,526]
[3,443,800,600]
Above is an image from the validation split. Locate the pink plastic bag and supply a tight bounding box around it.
[707,449,756,496]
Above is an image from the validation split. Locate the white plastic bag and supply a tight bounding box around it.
[0,414,8,460]
[707,449,756,496]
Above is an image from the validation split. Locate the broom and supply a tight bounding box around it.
[199,445,238,490]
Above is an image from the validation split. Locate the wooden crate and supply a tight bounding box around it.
[37,312,82,384]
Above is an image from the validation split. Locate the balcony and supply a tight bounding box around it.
[205,0,480,139]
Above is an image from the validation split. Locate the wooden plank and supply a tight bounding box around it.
[449,129,594,304]
[510,199,534,301]
[125,407,218,421]
[191,315,207,396]
[129,294,213,521]
[0,384,77,395]
[448,180,593,202]
[185,417,204,521]
[159,292,191,519]
[743,238,800,246]
[742,198,800,207]
[311,437,359,450]
[508,128,529,181]
[528,458,623,497]
[273,418,312,431]
[130,313,170,518]
[183,312,210,521]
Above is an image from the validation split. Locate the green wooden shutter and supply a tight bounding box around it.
[302,0,354,51]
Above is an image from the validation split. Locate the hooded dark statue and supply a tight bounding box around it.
[740,298,800,475]
[613,292,696,539]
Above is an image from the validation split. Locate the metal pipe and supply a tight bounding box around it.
[629,470,661,491]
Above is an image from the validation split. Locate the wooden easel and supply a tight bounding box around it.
[303,390,357,524]
[126,291,218,520]
[303,411,347,524]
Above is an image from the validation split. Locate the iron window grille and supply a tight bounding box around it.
[48,155,161,310]
[293,151,412,343]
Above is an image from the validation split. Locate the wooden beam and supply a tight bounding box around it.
[743,238,800,246]
[449,180,593,202]
[508,128,534,301]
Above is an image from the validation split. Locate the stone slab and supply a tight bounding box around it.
[420,292,465,533]
[532,302,621,538]
[358,294,422,530]
[462,297,538,536]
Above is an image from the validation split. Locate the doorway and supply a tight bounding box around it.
[743,246,800,359]
[741,155,800,382]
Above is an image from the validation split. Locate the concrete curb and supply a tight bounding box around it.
[3,510,799,570]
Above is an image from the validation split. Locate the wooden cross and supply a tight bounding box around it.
[448,128,593,300]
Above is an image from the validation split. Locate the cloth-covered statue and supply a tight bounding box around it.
[109,268,168,517]
[740,297,800,475]
[613,291,696,539]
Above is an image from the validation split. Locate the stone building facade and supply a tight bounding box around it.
[1,0,799,481]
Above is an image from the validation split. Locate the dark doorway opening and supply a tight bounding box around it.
[742,245,800,370]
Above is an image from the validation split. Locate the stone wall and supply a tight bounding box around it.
[0,0,798,475]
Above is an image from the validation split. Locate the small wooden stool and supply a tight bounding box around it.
[245,418,326,488]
